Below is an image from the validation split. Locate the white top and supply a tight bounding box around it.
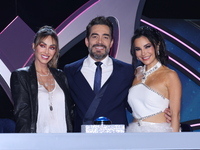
[36,81,67,133]
[128,83,169,120]
[81,55,113,90]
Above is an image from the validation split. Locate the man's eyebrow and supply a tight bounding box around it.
[91,33,98,36]
[103,33,110,37]
[90,33,110,37]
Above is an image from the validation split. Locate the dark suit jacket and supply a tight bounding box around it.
[11,62,73,133]
[64,57,134,132]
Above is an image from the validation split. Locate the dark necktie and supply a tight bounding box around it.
[94,62,103,94]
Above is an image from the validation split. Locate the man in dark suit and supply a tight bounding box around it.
[64,16,171,132]
[64,16,134,132]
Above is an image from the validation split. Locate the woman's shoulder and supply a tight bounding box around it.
[50,68,63,74]
[133,66,143,83]
[50,68,66,78]
[50,67,62,72]
[16,66,29,71]
[11,66,33,82]
[12,66,31,75]
[162,66,178,77]
[160,66,180,84]
[13,62,36,74]
[161,66,182,96]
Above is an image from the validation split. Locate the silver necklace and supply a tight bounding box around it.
[49,92,53,111]
[37,73,55,111]
[36,70,50,77]
[142,61,162,83]
[37,73,55,89]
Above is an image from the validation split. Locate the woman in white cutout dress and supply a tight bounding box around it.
[11,26,73,133]
[126,26,181,132]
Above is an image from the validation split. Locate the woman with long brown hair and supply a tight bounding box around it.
[11,26,73,133]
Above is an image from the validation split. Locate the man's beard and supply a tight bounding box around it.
[88,44,110,60]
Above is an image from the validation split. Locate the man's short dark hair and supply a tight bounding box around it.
[86,16,113,39]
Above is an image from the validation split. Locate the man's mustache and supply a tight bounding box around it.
[92,44,106,49]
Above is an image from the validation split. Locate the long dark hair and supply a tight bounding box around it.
[130,26,168,69]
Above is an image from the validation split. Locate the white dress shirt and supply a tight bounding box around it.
[81,55,113,90]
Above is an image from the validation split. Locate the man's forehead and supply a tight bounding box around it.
[90,25,111,35]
